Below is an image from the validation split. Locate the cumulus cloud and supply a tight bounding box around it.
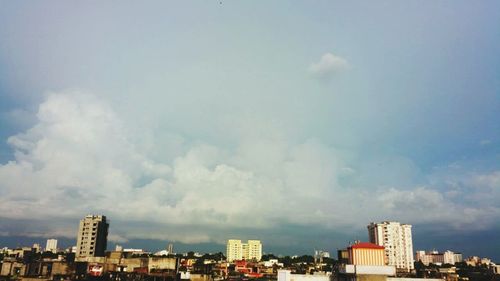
[0,91,498,246]
[308,52,349,78]
[474,171,500,189]
[376,186,499,229]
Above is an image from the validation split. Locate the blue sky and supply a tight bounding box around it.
[0,1,499,260]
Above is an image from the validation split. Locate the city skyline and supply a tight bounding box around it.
[0,216,496,263]
[0,1,499,261]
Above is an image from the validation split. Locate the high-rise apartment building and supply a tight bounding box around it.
[226,239,262,262]
[368,221,414,272]
[76,215,109,258]
[227,239,243,262]
[246,240,262,261]
[45,239,58,253]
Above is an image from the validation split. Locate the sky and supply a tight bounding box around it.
[0,1,499,260]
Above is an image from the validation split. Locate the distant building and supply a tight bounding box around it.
[123,248,145,253]
[32,243,41,253]
[115,245,123,252]
[245,240,262,261]
[227,239,243,262]
[226,239,262,262]
[155,250,169,256]
[416,250,462,265]
[45,239,58,253]
[337,249,349,264]
[465,256,491,266]
[314,250,330,263]
[263,259,284,267]
[167,243,174,255]
[368,221,414,272]
[76,215,109,258]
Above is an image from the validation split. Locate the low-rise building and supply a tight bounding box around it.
[336,242,396,281]
[278,270,331,281]
[415,250,462,266]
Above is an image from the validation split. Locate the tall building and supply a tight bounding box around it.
[45,239,58,253]
[226,239,243,262]
[226,239,262,262]
[76,215,109,258]
[368,221,414,272]
[245,240,262,261]
[167,243,174,255]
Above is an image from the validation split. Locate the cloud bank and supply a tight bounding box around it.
[0,91,498,246]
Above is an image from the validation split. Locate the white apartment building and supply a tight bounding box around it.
[226,239,262,262]
[45,239,58,253]
[76,215,109,258]
[368,221,414,272]
[227,239,243,262]
[246,240,262,261]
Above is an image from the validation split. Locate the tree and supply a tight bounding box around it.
[261,254,278,261]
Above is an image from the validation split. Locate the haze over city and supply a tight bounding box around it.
[0,1,499,261]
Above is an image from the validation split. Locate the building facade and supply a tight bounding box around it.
[226,239,262,262]
[45,239,58,253]
[368,221,414,272]
[348,242,386,266]
[337,242,396,281]
[415,250,462,266]
[227,239,243,262]
[245,240,262,261]
[76,215,109,258]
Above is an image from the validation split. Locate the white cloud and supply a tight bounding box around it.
[308,52,349,78]
[474,171,500,189]
[0,91,498,245]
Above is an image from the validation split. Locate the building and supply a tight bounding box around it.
[167,243,174,255]
[415,250,462,266]
[33,243,41,253]
[226,239,262,262]
[278,270,331,281]
[314,250,330,263]
[368,221,414,272]
[348,242,386,266]
[336,242,396,281]
[338,249,349,264]
[227,239,243,262]
[76,215,109,258]
[245,240,262,261]
[491,265,500,275]
[465,256,491,267]
[45,239,58,253]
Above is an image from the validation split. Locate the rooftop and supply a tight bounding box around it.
[350,242,384,250]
